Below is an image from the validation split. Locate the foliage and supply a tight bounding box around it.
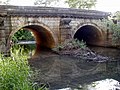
[53,39,86,51]
[0,47,47,90]
[0,0,10,5]
[110,23,120,44]
[111,11,120,44]
[34,0,59,6]
[12,44,36,57]
[114,11,120,20]
[12,29,35,43]
[103,17,120,45]
[0,48,33,90]
[68,39,86,49]
[12,29,36,53]
[65,0,97,9]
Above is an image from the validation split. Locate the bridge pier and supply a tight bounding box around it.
[0,16,11,56]
[60,18,72,43]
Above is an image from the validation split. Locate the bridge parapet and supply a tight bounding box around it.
[0,5,110,19]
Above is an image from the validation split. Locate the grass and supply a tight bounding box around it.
[0,46,47,90]
[0,48,32,90]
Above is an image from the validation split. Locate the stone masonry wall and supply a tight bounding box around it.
[10,16,60,46]
[0,15,110,56]
[60,18,108,46]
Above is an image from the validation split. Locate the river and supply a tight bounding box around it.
[29,46,120,90]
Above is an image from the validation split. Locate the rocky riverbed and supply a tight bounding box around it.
[56,48,108,62]
[54,40,109,63]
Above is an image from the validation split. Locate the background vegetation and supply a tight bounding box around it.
[65,0,97,9]
[0,0,10,5]
[12,29,34,43]
[104,12,120,45]
[12,29,36,52]
[34,0,97,9]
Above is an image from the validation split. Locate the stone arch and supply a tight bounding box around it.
[9,23,56,57]
[74,23,105,46]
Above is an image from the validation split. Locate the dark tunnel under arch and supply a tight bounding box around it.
[12,25,55,57]
[74,25,103,46]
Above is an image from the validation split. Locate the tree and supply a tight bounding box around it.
[34,0,59,7]
[12,29,34,43]
[109,21,120,45]
[108,12,120,45]
[12,29,35,50]
[65,0,97,9]
[0,0,10,5]
[114,11,120,21]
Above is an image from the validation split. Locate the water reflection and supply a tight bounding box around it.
[89,46,120,60]
[29,47,120,89]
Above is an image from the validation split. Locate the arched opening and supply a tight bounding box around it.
[74,25,103,46]
[11,25,55,57]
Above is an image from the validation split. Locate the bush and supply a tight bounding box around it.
[0,47,48,90]
[0,49,34,90]
[53,39,86,51]
[103,18,120,45]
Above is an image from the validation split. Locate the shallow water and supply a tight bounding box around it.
[89,46,120,60]
[29,47,120,90]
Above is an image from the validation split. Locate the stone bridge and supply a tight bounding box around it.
[0,5,110,56]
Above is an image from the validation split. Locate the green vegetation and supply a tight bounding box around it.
[0,0,10,5]
[34,0,59,6]
[0,49,32,90]
[114,11,120,20]
[0,47,46,90]
[65,0,97,9]
[111,11,120,45]
[12,29,34,43]
[103,11,120,45]
[12,29,36,53]
[109,21,120,44]
[67,39,86,49]
[53,39,86,51]
[34,0,97,9]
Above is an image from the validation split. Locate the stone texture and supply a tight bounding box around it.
[0,5,112,56]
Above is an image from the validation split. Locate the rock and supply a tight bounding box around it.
[57,88,72,90]
[57,47,109,62]
[54,39,109,63]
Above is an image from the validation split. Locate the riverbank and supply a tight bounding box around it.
[53,39,109,62]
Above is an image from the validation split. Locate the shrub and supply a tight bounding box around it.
[0,47,48,90]
[53,39,86,51]
[0,49,34,90]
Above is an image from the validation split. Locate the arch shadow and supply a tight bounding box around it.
[9,25,55,57]
[74,25,104,46]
